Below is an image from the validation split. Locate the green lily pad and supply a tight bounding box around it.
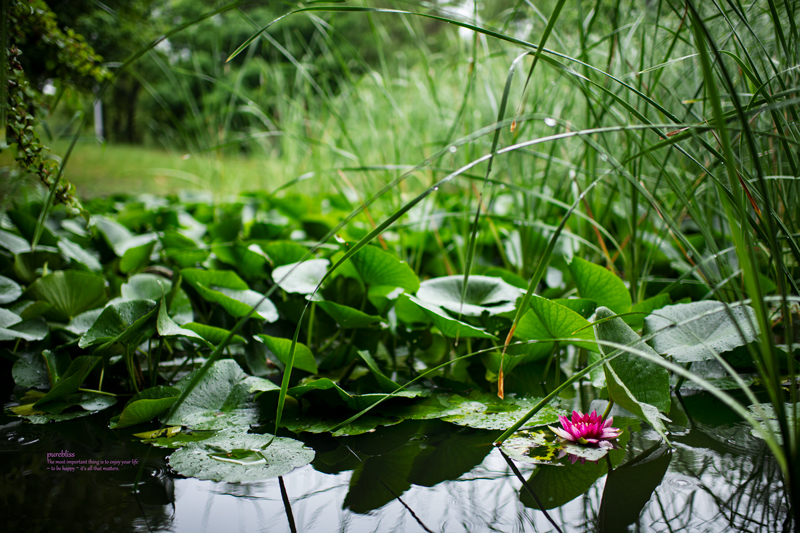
[33,356,101,406]
[644,301,760,362]
[93,215,158,257]
[514,295,597,351]
[133,427,218,449]
[110,386,181,429]
[14,391,117,424]
[625,293,671,329]
[396,294,496,339]
[0,308,22,328]
[182,268,278,322]
[569,257,631,315]
[593,307,670,440]
[168,432,315,482]
[212,242,269,278]
[259,241,309,266]
[0,317,49,342]
[57,239,102,272]
[415,275,522,317]
[439,392,565,431]
[26,270,107,321]
[156,300,212,348]
[161,231,210,267]
[12,351,50,389]
[0,274,23,304]
[62,309,104,336]
[349,245,420,292]
[317,300,382,329]
[272,259,329,294]
[182,322,246,345]
[120,240,156,273]
[120,273,172,301]
[79,300,158,350]
[0,228,31,254]
[501,429,611,465]
[255,335,319,374]
[162,359,278,430]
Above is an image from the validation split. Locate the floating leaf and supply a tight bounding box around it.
[133,427,217,449]
[502,429,611,466]
[317,300,382,328]
[79,300,158,350]
[120,273,172,301]
[255,335,318,374]
[212,242,269,278]
[439,392,565,431]
[182,322,246,345]
[272,259,329,294]
[349,245,419,292]
[625,293,671,329]
[416,275,521,316]
[156,300,211,348]
[0,317,48,342]
[111,386,181,429]
[644,301,760,362]
[357,350,399,392]
[161,231,209,267]
[26,270,107,321]
[396,294,496,339]
[34,356,100,406]
[593,307,671,413]
[168,432,314,482]
[120,240,156,273]
[15,391,116,424]
[569,257,631,315]
[94,215,157,257]
[182,268,278,322]
[0,228,30,254]
[12,351,50,389]
[0,308,21,328]
[514,295,597,351]
[58,239,102,271]
[62,309,104,336]
[162,359,278,430]
[0,274,23,304]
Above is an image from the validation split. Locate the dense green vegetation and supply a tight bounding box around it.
[2,0,799,527]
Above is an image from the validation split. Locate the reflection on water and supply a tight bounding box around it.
[0,392,791,532]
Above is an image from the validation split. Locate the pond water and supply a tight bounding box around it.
[1,382,788,533]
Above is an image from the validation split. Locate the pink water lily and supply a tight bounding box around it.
[549,410,621,448]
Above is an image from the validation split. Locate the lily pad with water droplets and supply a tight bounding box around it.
[439,392,565,431]
[501,429,611,465]
[168,432,314,482]
[644,301,760,362]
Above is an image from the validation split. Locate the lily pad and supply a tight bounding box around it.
[58,239,101,272]
[415,275,521,317]
[439,392,565,431]
[255,335,319,374]
[569,257,631,315]
[79,300,158,350]
[168,432,315,482]
[26,270,107,321]
[0,317,49,342]
[317,300,382,329]
[514,295,597,351]
[349,245,419,292]
[34,356,101,406]
[272,259,329,294]
[162,359,278,430]
[182,322,246,345]
[501,429,611,465]
[111,386,181,429]
[396,294,496,339]
[182,268,278,322]
[644,301,760,362]
[0,274,22,304]
[593,307,670,440]
[133,427,218,449]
